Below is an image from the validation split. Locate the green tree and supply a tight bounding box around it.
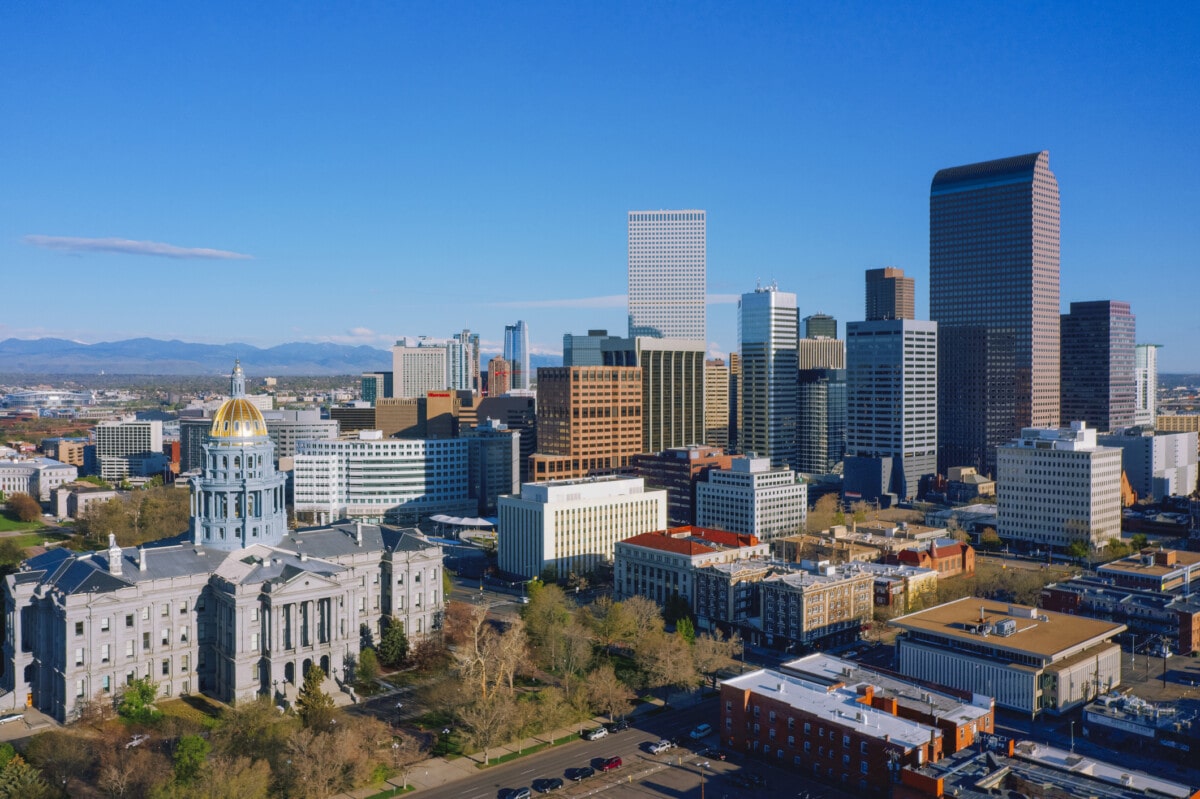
[583,596,633,654]
[979,527,1002,551]
[663,593,692,627]
[0,753,50,798]
[173,734,211,785]
[378,620,409,668]
[357,647,380,687]
[296,665,335,730]
[674,616,696,644]
[1130,533,1148,551]
[1066,540,1091,562]
[4,493,41,523]
[118,676,162,723]
[0,539,27,571]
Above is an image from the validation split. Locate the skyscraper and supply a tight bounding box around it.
[486,356,511,396]
[1134,344,1161,428]
[738,284,798,468]
[865,267,915,321]
[704,359,730,449]
[843,320,938,502]
[627,210,706,341]
[392,337,449,398]
[803,313,838,339]
[930,151,1060,475]
[796,368,846,475]
[528,366,643,481]
[503,321,530,390]
[1060,301,1136,432]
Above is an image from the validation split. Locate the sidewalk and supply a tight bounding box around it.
[332,690,709,797]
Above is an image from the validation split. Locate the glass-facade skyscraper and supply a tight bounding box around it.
[930,151,1060,476]
[1061,301,1136,432]
[627,210,706,341]
[738,284,798,468]
[503,321,530,391]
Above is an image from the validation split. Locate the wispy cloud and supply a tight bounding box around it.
[491,295,627,310]
[305,327,398,347]
[23,235,253,260]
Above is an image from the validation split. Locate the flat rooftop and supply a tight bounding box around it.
[890,597,1125,661]
[722,668,940,750]
[1098,549,1200,578]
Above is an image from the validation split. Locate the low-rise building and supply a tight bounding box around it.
[0,457,78,502]
[890,597,1125,716]
[889,538,975,579]
[613,526,769,607]
[52,482,119,519]
[693,560,774,632]
[1083,692,1199,756]
[1039,576,1200,656]
[695,456,807,541]
[1096,547,1200,594]
[846,562,938,611]
[630,445,733,526]
[760,562,874,647]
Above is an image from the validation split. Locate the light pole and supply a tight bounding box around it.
[1069,720,1075,753]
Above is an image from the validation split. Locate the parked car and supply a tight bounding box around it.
[689,723,713,740]
[533,777,564,793]
[600,756,622,772]
[500,789,531,799]
[567,766,595,782]
[0,714,23,726]
[583,726,608,741]
[126,734,149,749]
[605,719,630,732]
[699,747,727,761]
[648,739,673,755]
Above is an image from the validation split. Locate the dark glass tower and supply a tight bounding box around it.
[1061,301,1136,431]
[802,313,838,339]
[865,267,915,321]
[930,151,1060,476]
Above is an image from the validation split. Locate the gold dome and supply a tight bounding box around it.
[210,397,269,439]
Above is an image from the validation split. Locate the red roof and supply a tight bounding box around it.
[682,526,761,549]
[621,531,717,556]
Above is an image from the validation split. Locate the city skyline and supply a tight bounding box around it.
[3,4,1198,369]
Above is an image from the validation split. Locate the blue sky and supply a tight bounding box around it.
[3,2,1198,369]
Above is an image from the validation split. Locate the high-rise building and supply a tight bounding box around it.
[486,356,511,396]
[728,353,741,453]
[456,329,481,394]
[1097,430,1198,500]
[1061,301,1136,432]
[843,320,938,502]
[263,409,339,463]
[392,337,449,398]
[997,422,1122,550]
[475,394,537,483]
[631,445,733,527]
[796,338,845,370]
[1135,344,1161,428]
[704,359,730,449]
[503,321,530,390]
[930,151,1061,475]
[796,368,846,475]
[461,418,520,517]
[528,366,643,481]
[95,418,166,480]
[627,209,706,341]
[802,313,837,339]
[695,456,807,541]
[360,372,393,405]
[865,267,915,321]
[739,284,798,468]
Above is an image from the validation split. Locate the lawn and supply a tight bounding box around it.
[0,514,43,534]
[363,785,414,799]
[4,531,72,549]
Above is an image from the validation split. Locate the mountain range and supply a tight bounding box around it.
[0,338,561,376]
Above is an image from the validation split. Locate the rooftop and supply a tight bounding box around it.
[1098,548,1200,579]
[619,526,764,557]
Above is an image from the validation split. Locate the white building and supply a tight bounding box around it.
[391,337,450,398]
[696,456,807,541]
[843,319,938,503]
[997,422,1123,550]
[1098,430,1198,500]
[613,526,770,607]
[627,209,706,342]
[739,284,799,468]
[1134,343,1160,428]
[0,458,78,503]
[497,476,666,580]
[293,431,473,525]
[95,419,167,481]
[263,409,339,461]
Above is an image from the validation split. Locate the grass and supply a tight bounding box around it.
[157,695,225,730]
[3,530,72,548]
[475,732,580,769]
[0,514,43,533]
[363,786,415,798]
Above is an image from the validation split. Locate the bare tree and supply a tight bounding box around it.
[586,662,635,721]
[583,596,634,655]
[458,695,517,765]
[693,631,740,690]
[494,620,529,695]
[636,631,700,705]
[619,595,665,650]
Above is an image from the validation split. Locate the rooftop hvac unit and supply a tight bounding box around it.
[995,618,1017,637]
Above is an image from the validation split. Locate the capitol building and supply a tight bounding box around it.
[2,363,444,722]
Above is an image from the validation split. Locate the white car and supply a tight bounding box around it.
[649,739,673,755]
[126,734,149,749]
[0,714,23,726]
[689,723,713,740]
[583,726,608,741]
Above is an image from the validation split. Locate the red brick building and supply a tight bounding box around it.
[891,539,975,578]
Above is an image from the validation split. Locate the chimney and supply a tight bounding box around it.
[355,521,363,546]
[299,551,308,562]
[138,547,147,572]
[107,533,122,577]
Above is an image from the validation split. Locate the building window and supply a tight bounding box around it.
[161,629,170,646]
[74,648,84,666]
[861,761,869,775]
[769,711,776,722]
[142,607,149,621]
[161,605,169,618]
[125,614,134,628]
[179,601,188,615]
[74,621,83,636]
[180,626,189,644]
[162,659,170,676]
[804,722,811,734]
[143,632,150,651]
[102,676,111,693]
[125,641,134,658]
[100,617,110,632]
[181,655,189,672]
[75,680,84,698]
[251,633,259,651]
[251,608,259,622]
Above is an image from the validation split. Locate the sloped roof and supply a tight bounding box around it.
[621,531,717,557]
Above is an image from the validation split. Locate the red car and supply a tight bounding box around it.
[600,756,622,772]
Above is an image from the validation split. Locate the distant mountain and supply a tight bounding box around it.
[0,338,564,376]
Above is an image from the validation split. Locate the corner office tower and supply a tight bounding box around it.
[930,151,1060,476]
[628,210,706,341]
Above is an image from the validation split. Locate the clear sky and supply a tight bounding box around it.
[3,2,1197,369]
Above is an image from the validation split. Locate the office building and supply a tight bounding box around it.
[613,526,769,607]
[461,418,520,517]
[1134,344,1160,428]
[391,337,449,398]
[891,597,1124,715]
[865,267,915,321]
[696,456,807,540]
[631,445,733,526]
[996,422,1122,550]
[503,321,530,390]
[39,438,87,468]
[0,458,77,503]
[1097,429,1198,500]
[475,394,536,483]
[179,417,212,473]
[95,418,167,480]
[455,329,481,394]
[1061,301,1136,431]
[328,404,375,434]
[1096,547,1200,594]
[796,368,846,475]
[728,353,741,452]
[739,284,798,468]
[796,337,845,371]
[486,356,511,396]
[528,366,643,481]
[497,476,666,580]
[930,151,1061,475]
[704,359,730,449]
[263,409,339,463]
[1040,577,1200,656]
[627,209,706,341]
[293,431,473,525]
[360,372,393,405]
[843,320,938,503]
[802,313,837,339]
[759,562,874,647]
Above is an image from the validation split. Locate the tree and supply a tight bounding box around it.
[210,696,295,768]
[458,695,517,765]
[522,585,573,670]
[296,665,335,730]
[583,596,633,654]
[377,620,408,668]
[172,734,211,785]
[586,663,634,722]
[22,730,93,795]
[806,492,842,533]
[4,493,41,523]
[636,631,700,704]
[0,539,27,571]
[1066,540,1091,562]
[619,595,664,650]
[356,647,380,687]
[663,593,693,627]
[0,753,50,799]
[181,755,271,799]
[673,616,696,644]
[1130,533,1149,551]
[117,676,161,723]
[980,527,1002,551]
[692,631,739,690]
